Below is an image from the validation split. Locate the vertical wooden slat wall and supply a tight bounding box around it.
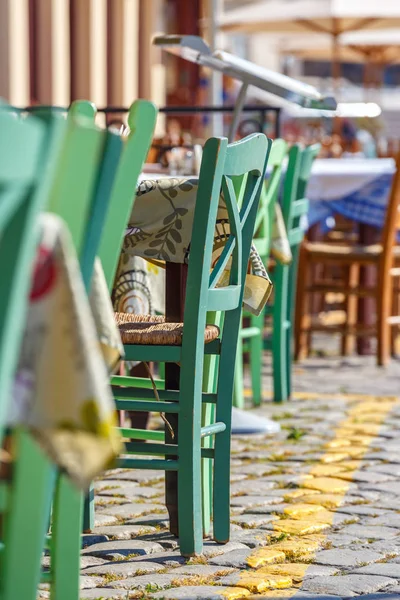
[70,0,107,106]
[35,0,70,105]
[107,0,140,108]
[0,0,143,109]
[0,0,30,106]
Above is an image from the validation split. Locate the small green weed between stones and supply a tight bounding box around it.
[286,428,306,442]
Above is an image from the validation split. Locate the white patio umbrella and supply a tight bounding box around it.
[283,29,400,89]
[219,0,400,83]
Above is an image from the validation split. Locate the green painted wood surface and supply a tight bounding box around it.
[233,138,287,409]
[237,142,320,406]
[111,133,271,555]
[0,108,67,600]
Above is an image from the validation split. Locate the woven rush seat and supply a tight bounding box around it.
[304,241,383,262]
[115,312,220,346]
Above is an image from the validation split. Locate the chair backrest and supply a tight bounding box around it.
[381,151,400,270]
[0,111,48,429]
[282,143,320,250]
[253,138,287,258]
[95,100,157,290]
[181,133,271,373]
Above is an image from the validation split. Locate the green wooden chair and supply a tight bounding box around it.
[44,98,157,598]
[235,143,320,406]
[3,100,139,600]
[108,133,271,556]
[233,138,287,409]
[3,103,109,600]
[0,108,57,600]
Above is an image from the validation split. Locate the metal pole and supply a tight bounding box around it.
[208,0,224,136]
[228,81,248,142]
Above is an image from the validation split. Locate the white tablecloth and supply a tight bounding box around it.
[307,158,396,202]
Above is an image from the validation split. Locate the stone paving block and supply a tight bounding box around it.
[82,534,109,548]
[232,464,280,477]
[230,496,281,508]
[103,470,164,483]
[94,514,119,527]
[324,534,362,548]
[201,541,250,557]
[352,563,400,577]
[43,555,107,571]
[99,503,167,519]
[356,593,400,600]
[79,576,105,589]
[244,499,286,512]
[78,589,131,599]
[125,550,187,567]
[231,514,279,528]
[263,518,331,536]
[338,524,400,540]
[96,482,163,499]
[217,572,292,593]
[93,524,157,539]
[171,565,237,576]
[230,529,270,548]
[336,506,389,517]
[337,471,396,483]
[361,481,400,495]
[364,513,400,528]
[126,516,170,529]
[230,481,278,496]
[108,573,178,589]
[208,548,253,568]
[301,574,396,597]
[81,539,164,559]
[369,464,400,477]
[82,560,167,577]
[135,532,179,550]
[368,541,400,557]
[314,548,384,567]
[80,556,109,569]
[303,565,340,579]
[151,586,250,599]
[375,499,400,512]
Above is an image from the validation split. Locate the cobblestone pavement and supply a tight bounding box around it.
[41,351,400,599]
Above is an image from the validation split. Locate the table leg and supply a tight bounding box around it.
[165,263,187,537]
[357,223,378,355]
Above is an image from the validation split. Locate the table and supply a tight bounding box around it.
[10,213,123,489]
[306,158,396,355]
[307,158,396,230]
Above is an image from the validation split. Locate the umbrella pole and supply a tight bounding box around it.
[331,31,341,93]
[228,80,248,142]
[332,30,341,134]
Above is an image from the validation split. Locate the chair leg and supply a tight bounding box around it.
[391,283,400,356]
[201,315,220,538]
[233,335,244,409]
[285,321,292,400]
[51,474,83,600]
[341,264,359,356]
[201,402,214,538]
[177,411,203,556]
[272,320,289,403]
[82,484,95,532]
[249,312,263,407]
[213,396,232,545]
[294,248,311,361]
[2,431,55,600]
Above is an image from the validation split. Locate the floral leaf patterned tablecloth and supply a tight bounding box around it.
[9,213,123,489]
[113,177,291,318]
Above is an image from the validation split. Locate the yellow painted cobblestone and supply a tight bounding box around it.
[234,394,398,598]
[221,587,251,599]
